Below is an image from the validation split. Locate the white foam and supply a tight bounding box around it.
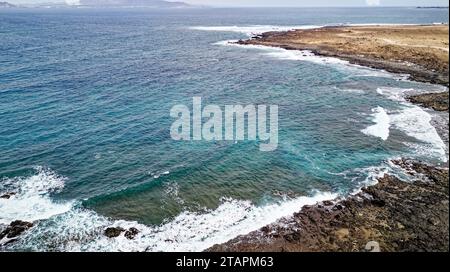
[214,40,403,79]
[377,86,449,102]
[390,105,447,162]
[348,156,435,195]
[190,23,425,37]
[349,165,390,195]
[1,168,337,251]
[265,48,350,65]
[361,106,391,141]
[376,87,414,102]
[0,167,74,225]
[190,25,322,37]
[192,24,418,79]
[338,88,366,94]
[11,191,336,252]
[215,40,349,64]
[375,87,448,162]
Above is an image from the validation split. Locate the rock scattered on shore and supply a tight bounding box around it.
[208,159,449,252]
[104,227,125,238]
[124,227,139,240]
[0,192,16,199]
[104,227,140,239]
[407,91,449,111]
[0,220,34,243]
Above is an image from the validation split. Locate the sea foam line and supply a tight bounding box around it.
[190,25,322,37]
[214,39,405,79]
[193,24,413,79]
[4,158,435,251]
[189,23,427,37]
[199,26,447,162]
[0,167,74,225]
[1,167,336,252]
[375,87,448,162]
[361,106,391,141]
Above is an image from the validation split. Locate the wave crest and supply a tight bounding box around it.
[0,167,74,225]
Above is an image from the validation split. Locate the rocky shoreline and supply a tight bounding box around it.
[407,92,449,112]
[208,25,450,252]
[1,26,448,251]
[0,220,33,246]
[2,160,447,251]
[237,25,449,86]
[237,25,450,113]
[208,159,449,252]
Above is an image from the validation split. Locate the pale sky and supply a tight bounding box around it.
[7,0,450,7]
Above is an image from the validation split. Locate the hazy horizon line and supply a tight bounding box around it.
[3,0,449,8]
[4,4,450,8]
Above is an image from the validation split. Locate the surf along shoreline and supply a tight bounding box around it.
[237,24,449,86]
[208,24,449,252]
[1,24,448,252]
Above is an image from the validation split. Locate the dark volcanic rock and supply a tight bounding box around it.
[124,227,140,240]
[0,220,33,240]
[0,192,16,199]
[104,227,140,239]
[208,160,449,252]
[104,227,125,238]
[407,92,449,111]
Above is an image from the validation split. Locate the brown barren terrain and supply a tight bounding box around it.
[238,25,449,86]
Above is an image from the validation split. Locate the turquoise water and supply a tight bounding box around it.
[0,7,448,251]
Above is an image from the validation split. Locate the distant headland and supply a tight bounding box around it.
[0,1,16,8]
[0,0,191,9]
[78,0,190,8]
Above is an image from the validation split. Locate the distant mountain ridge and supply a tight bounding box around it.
[79,0,189,7]
[0,1,16,7]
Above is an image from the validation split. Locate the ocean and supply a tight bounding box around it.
[0,7,448,251]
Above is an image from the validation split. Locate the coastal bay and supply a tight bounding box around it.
[0,8,448,252]
[208,24,450,252]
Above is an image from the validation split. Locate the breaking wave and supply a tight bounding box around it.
[374,87,448,162]
[1,168,335,252]
[361,106,391,141]
[0,167,74,225]
[190,25,322,36]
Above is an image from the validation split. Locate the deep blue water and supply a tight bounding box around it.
[0,7,448,251]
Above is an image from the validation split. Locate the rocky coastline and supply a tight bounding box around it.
[208,159,449,252]
[237,25,449,86]
[2,160,447,251]
[237,25,449,112]
[407,91,449,112]
[0,25,448,252]
[207,25,450,252]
